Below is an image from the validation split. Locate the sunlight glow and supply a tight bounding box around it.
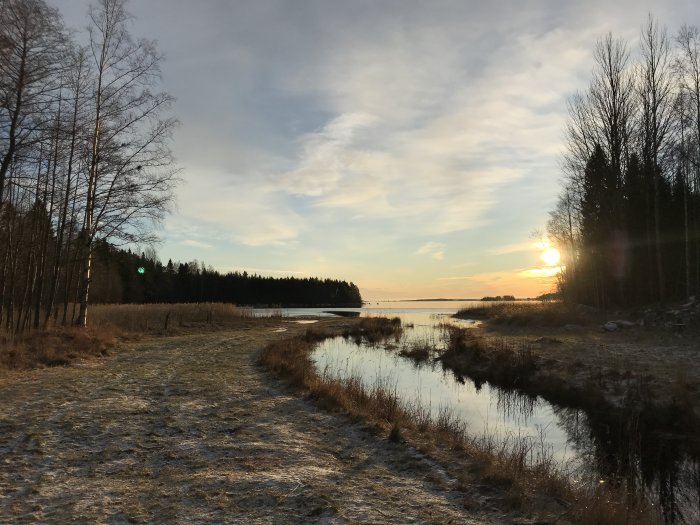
[541,248,561,266]
[520,267,562,278]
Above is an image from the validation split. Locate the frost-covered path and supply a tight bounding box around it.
[0,324,502,524]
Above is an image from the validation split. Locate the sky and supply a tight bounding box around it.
[52,0,699,300]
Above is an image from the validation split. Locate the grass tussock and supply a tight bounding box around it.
[0,326,118,370]
[438,326,539,388]
[398,342,432,362]
[340,316,403,345]
[455,301,604,326]
[258,325,662,524]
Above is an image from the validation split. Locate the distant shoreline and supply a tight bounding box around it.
[366,298,532,303]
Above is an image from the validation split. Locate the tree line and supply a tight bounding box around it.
[88,240,362,307]
[547,16,700,308]
[0,0,178,332]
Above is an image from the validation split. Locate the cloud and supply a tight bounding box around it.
[171,168,304,247]
[416,242,446,261]
[181,239,213,249]
[254,8,595,240]
[490,241,540,255]
[142,1,612,249]
[519,267,562,279]
[277,112,380,197]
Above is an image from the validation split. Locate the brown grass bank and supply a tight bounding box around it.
[259,321,662,525]
[455,301,605,326]
[451,301,700,427]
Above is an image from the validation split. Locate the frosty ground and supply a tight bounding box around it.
[0,319,514,524]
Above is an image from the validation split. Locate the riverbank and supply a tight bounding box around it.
[454,302,700,417]
[443,302,700,523]
[261,320,665,525]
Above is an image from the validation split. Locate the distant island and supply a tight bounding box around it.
[387,296,521,302]
[480,295,516,301]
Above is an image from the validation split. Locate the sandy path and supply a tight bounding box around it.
[0,325,501,524]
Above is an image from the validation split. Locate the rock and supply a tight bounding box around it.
[563,324,581,331]
[576,303,598,313]
[612,320,636,329]
[603,321,618,332]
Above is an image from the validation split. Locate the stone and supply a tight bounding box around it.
[603,321,618,332]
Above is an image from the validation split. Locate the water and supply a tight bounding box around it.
[260,301,700,523]
[312,313,575,465]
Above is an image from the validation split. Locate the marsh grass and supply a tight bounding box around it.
[259,324,662,524]
[0,302,256,370]
[398,341,433,362]
[455,301,604,326]
[89,302,255,332]
[397,330,443,363]
[340,316,403,345]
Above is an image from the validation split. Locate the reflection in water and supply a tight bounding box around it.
[553,403,700,524]
[495,388,537,423]
[309,309,700,524]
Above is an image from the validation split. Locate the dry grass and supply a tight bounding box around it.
[258,324,663,524]
[438,326,539,388]
[455,301,604,326]
[398,342,432,362]
[0,326,118,370]
[89,302,256,332]
[0,302,258,370]
[340,316,403,345]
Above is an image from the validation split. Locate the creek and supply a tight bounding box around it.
[268,301,700,524]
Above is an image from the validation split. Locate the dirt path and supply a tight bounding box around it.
[0,323,504,524]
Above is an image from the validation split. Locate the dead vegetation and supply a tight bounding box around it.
[0,326,118,369]
[88,302,257,332]
[453,301,700,415]
[0,302,261,371]
[455,301,604,326]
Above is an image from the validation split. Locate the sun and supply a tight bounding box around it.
[541,248,561,266]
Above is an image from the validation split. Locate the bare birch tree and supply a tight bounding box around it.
[0,0,65,203]
[76,0,177,326]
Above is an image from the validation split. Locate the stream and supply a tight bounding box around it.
[271,302,700,524]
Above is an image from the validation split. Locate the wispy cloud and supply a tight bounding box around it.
[416,242,446,261]
[519,267,562,279]
[490,241,539,255]
[276,112,380,198]
[174,168,303,247]
[181,239,213,249]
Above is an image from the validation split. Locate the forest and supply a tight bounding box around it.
[0,0,180,332]
[89,240,362,307]
[548,17,700,308]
